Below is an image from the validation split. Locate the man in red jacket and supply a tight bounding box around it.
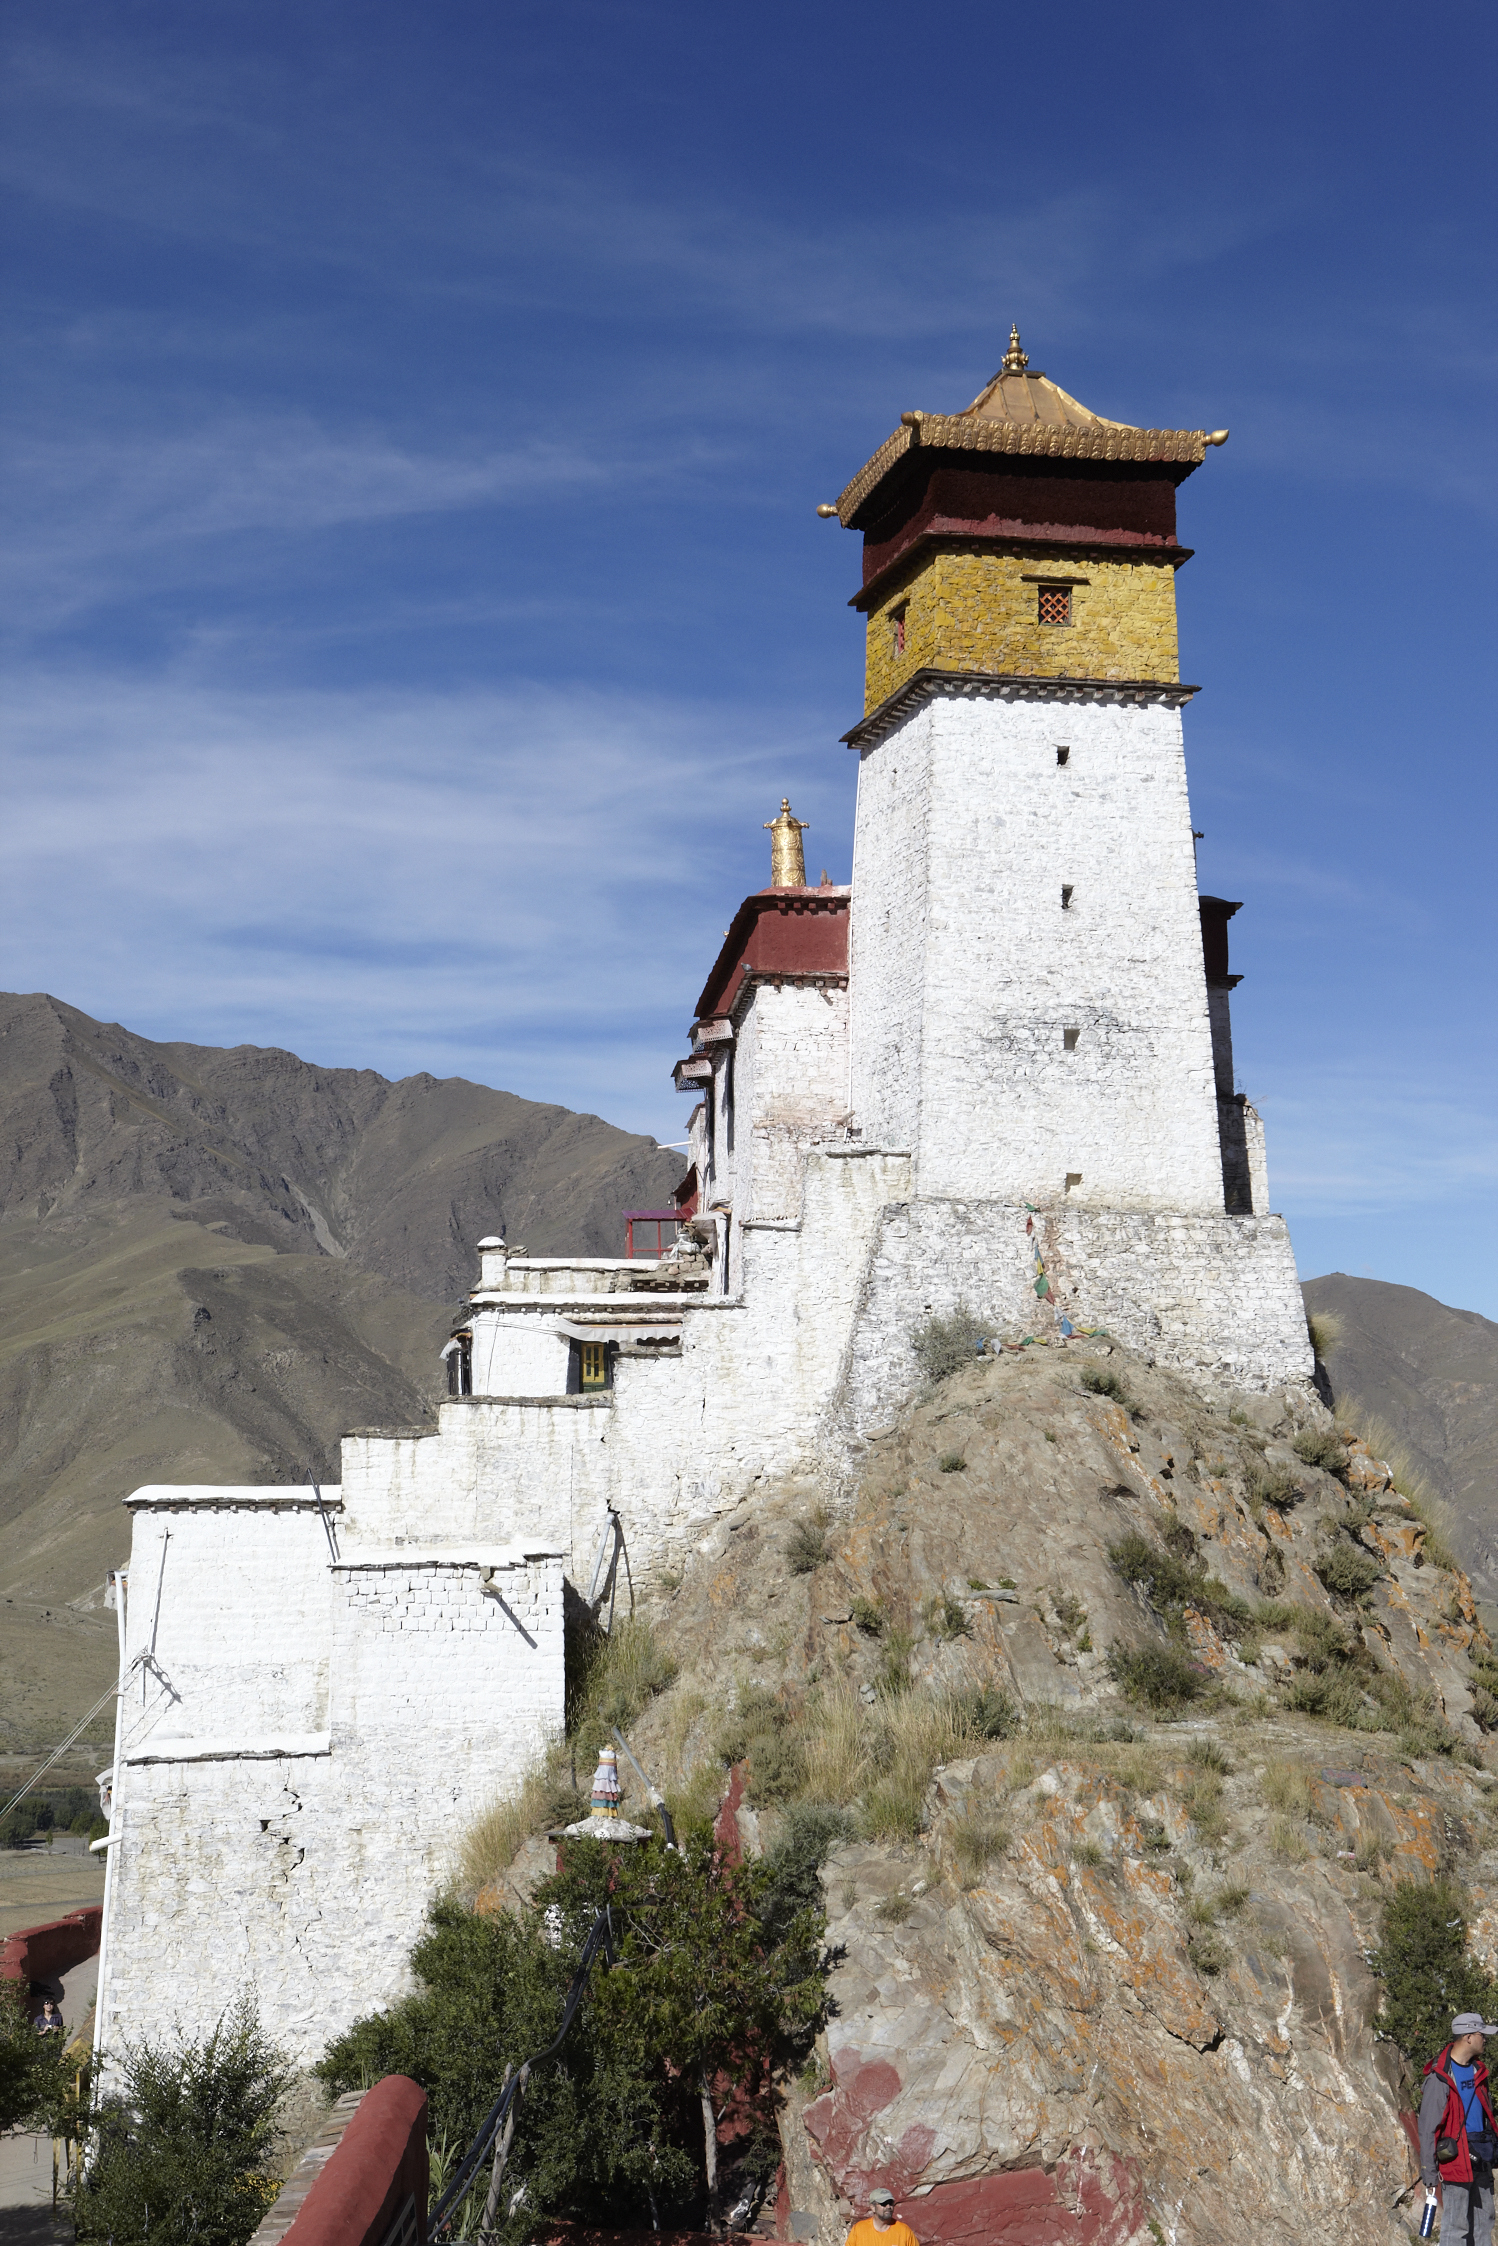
[1421,2012,1498,2243]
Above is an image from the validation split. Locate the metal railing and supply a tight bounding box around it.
[428,1905,615,2242]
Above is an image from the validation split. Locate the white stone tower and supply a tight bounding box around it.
[831,326,1239,1216]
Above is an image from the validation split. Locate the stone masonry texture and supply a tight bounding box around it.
[863,549,1181,712]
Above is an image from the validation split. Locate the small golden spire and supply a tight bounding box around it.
[764,798,809,888]
[998,323,1030,376]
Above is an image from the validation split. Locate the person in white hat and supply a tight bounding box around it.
[844,2187,917,2246]
[1421,2012,1498,2242]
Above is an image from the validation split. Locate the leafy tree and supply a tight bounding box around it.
[320,1829,831,2240]
[74,1998,292,2246]
[0,1985,79,2134]
[1373,1879,1498,2076]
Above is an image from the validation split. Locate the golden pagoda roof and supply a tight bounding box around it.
[831,327,1228,526]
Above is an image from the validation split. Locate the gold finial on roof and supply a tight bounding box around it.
[764,797,809,888]
[998,323,1030,376]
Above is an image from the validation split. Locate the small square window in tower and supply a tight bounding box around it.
[1063,1027,1079,1052]
[1038,585,1072,627]
[580,1341,610,1391]
[890,603,907,655]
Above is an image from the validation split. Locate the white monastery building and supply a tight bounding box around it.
[95,332,1313,2067]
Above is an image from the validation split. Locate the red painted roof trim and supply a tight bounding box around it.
[694,889,850,1023]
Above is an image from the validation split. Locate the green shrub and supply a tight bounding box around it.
[851,1596,885,1637]
[937,1452,967,1474]
[1373,1880,1498,2073]
[912,1304,989,1384]
[0,1806,40,1850]
[1247,1464,1302,1514]
[75,1998,291,2246]
[1107,1641,1203,1711]
[1187,1926,1229,1975]
[1079,1364,1132,1407]
[786,1514,829,1575]
[1,1986,78,2134]
[1315,1540,1381,1598]
[875,1892,913,1924]
[568,1615,678,1740]
[1472,1684,1498,1732]
[955,1684,1018,1739]
[1294,1426,1350,1477]
[1107,1534,1250,1638]
[757,1805,853,1945]
[925,1593,971,1641]
[1186,1738,1232,1774]
[321,1842,828,2239]
[1108,1531,1201,1610]
[1053,1590,1088,1636]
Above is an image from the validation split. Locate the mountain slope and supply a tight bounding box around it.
[1303,1272,1498,1602]
[1,991,681,1300]
[0,992,683,1747]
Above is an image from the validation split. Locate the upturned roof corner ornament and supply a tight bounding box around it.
[764,798,809,889]
[998,322,1030,376]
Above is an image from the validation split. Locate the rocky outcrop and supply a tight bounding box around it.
[1304,1273,1498,1605]
[612,1335,1497,2245]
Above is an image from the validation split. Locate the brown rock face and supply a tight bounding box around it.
[610,1338,1495,2246]
[1304,1273,1498,1604]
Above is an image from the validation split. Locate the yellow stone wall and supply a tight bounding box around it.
[862,548,1181,711]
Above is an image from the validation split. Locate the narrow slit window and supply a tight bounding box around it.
[1061,885,1074,909]
[1038,585,1072,626]
[1056,746,1070,766]
[890,602,907,655]
[1063,1027,1079,1052]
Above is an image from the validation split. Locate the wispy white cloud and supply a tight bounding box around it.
[0,668,855,1136]
[0,417,634,633]
[1260,1076,1498,1214]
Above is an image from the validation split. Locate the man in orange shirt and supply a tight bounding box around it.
[844,2186,918,2246]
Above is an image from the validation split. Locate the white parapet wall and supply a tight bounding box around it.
[832,1195,1314,1440]
[98,1486,564,2070]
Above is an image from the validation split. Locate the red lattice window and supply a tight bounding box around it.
[1038,585,1072,626]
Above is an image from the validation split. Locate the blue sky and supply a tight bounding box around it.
[2,0,1494,1313]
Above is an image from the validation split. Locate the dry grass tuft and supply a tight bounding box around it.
[950,1810,1010,1884]
[1260,1760,1313,1818]
[1268,1815,1311,1864]
[796,1678,1001,1840]
[456,1616,678,1898]
[1340,1407,1461,1573]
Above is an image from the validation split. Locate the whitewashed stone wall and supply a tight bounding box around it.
[830,1197,1313,1439]
[732,982,850,1227]
[341,1149,912,1591]
[100,1488,563,2070]
[848,693,1225,1213]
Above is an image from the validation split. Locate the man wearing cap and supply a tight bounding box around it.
[844,2187,918,2246]
[1421,2012,1498,2242]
